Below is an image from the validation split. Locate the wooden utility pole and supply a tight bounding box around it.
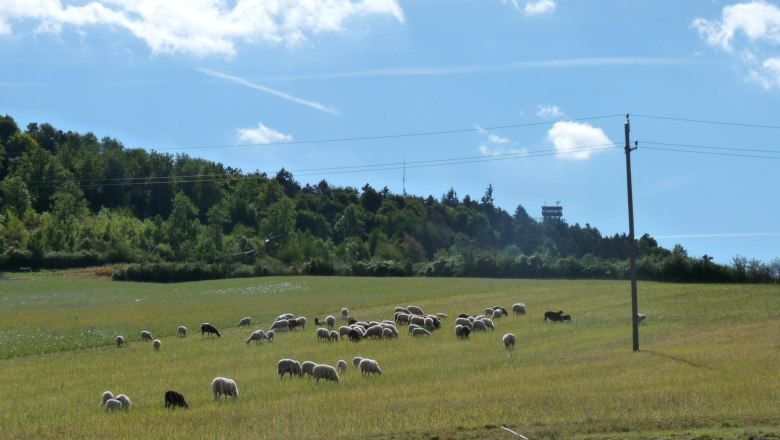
[624,114,640,352]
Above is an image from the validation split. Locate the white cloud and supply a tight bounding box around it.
[488,134,510,144]
[476,125,524,156]
[0,0,404,57]
[501,0,521,11]
[524,0,556,16]
[237,123,292,145]
[693,1,780,89]
[197,68,338,115]
[536,104,564,118]
[546,121,612,160]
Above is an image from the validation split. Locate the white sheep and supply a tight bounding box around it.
[266,330,274,342]
[153,339,161,350]
[512,303,527,315]
[328,331,340,342]
[410,327,430,337]
[423,317,435,331]
[115,394,131,409]
[100,391,114,406]
[276,313,294,321]
[503,333,516,350]
[363,325,384,339]
[455,317,473,330]
[338,325,351,337]
[473,320,487,332]
[492,309,504,319]
[382,328,395,339]
[105,398,123,412]
[485,307,494,316]
[341,308,350,320]
[359,358,382,376]
[246,330,267,344]
[407,305,424,315]
[115,336,124,348]
[337,359,348,373]
[482,317,495,330]
[312,364,340,383]
[269,320,291,332]
[295,316,307,330]
[325,315,336,329]
[238,317,252,327]
[140,330,152,341]
[407,323,422,334]
[352,356,364,368]
[211,377,238,399]
[316,327,330,341]
[277,359,303,379]
[177,326,187,338]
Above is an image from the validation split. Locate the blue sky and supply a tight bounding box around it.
[1,0,779,264]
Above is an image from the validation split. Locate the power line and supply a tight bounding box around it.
[641,141,780,155]
[633,114,780,130]
[642,146,780,160]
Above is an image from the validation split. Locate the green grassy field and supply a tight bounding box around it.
[0,272,777,439]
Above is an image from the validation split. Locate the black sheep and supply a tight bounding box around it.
[543,310,564,323]
[164,390,188,409]
[200,323,221,337]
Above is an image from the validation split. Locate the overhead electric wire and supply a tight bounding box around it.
[641,141,780,155]
[633,114,780,130]
[641,146,780,160]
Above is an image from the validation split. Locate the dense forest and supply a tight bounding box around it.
[0,114,777,283]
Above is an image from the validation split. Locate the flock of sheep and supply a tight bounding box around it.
[104,300,615,412]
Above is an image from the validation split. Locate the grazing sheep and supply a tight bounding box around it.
[140,330,152,341]
[347,328,363,342]
[512,303,527,315]
[359,358,382,376]
[325,315,336,329]
[544,310,565,323]
[100,391,114,406]
[407,323,422,334]
[455,317,473,330]
[116,336,124,348]
[295,316,307,330]
[394,306,411,315]
[329,331,340,342]
[337,359,348,373]
[266,330,275,341]
[277,359,303,379]
[409,315,426,327]
[287,318,300,331]
[246,330,267,344]
[211,377,238,399]
[115,394,131,410]
[473,320,487,332]
[407,305,424,315]
[341,308,350,320]
[503,333,516,350]
[395,313,411,325]
[269,320,291,332]
[561,314,572,322]
[312,364,340,383]
[382,328,395,339]
[455,324,470,339]
[423,317,435,331]
[277,313,294,321]
[363,325,384,339]
[238,317,252,327]
[164,390,188,409]
[301,360,317,378]
[201,323,221,337]
[316,327,330,341]
[410,327,430,337]
[153,339,161,350]
[492,309,505,319]
[105,399,122,412]
[492,306,509,317]
[482,318,495,330]
[352,356,364,367]
[177,326,187,338]
[339,326,351,337]
[485,307,494,316]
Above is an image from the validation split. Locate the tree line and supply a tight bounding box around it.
[0,114,777,283]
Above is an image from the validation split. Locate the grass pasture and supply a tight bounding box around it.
[0,273,778,439]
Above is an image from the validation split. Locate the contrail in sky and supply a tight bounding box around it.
[196,68,338,115]
[655,232,780,239]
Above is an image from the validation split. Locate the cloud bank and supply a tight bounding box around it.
[693,1,780,89]
[0,0,404,57]
[237,123,292,145]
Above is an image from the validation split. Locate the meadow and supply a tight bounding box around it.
[0,272,777,439]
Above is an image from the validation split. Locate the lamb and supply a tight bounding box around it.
[153,339,161,350]
[410,327,431,337]
[312,364,340,383]
[341,308,350,320]
[140,330,153,341]
[115,394,131,409]
[503,333,516,350]
[277,359,303,379]
[101,391,114,406]
[201,323,221,337]
[237,317,252,327]
[359,358,382,376]
[211,377,238,399]
[116,335,124,347]
[105,398,122,412]
[337,359,348,373]
[177,326,187,338]
[246,330,267,344]
[164,390,188,409]
[301,360,317,378]
[512,303,527,315]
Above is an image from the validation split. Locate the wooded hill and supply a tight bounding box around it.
[0,115,776,283]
